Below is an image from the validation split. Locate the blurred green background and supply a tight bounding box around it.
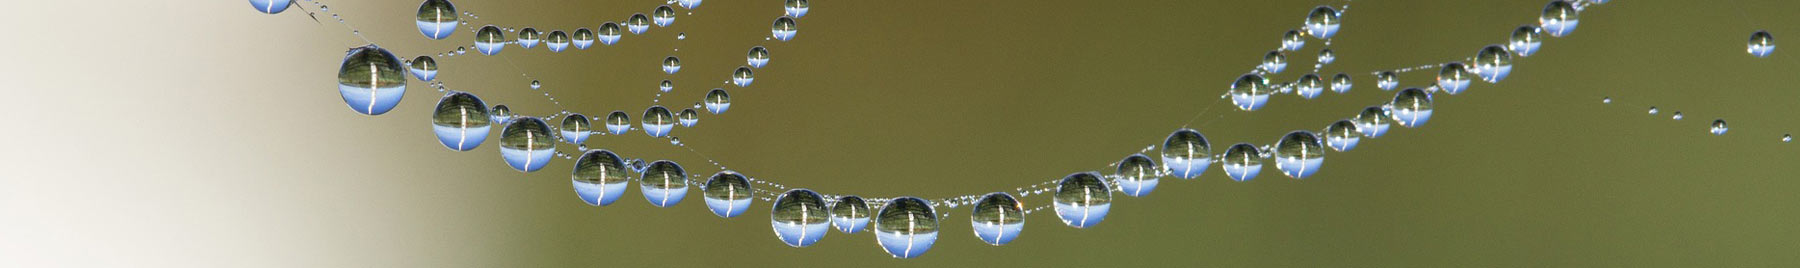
[4,0,1800,266]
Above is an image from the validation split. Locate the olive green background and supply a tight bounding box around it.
[4,0,1799,266]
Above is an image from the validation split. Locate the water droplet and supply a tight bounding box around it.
[705,89,732,114]
[499,117,555,172]
[657,80,674,93]
[748,46,771,68]
[970,192,1024,246]
[599,22,623,45]
[1354,106,1392,137]
[678,0,702,10]
[1672,111,1684,120]
[1648,106,1659,115]
[1282,29,1306,51]
[663,56,682,74]
[1782,134,1792,143]
[572,150,629,206]
[1510,25,1544,57]
[1324,120,1361,152]
[475,25,505,55]
[409,56,437,81]
[560,114,591,144]
[677,33,686,40]
[1711,119,1729,136]
[1054,172,1112,228]
[772,189,829,247]
[1602,97,1611,104]
[1261,50,1287,74]
[248,0,292,14]
[772,16,798,41]
[732,67,755,87]
[643,106,676,137]
[654,5,677,27]
[1274,131,1326,179]
[1472,45,1514,83]
[1222,143,1263,182]
[490,104,513,125]
[1437,62,1471,95]
[337,45,408,115]
[628,13,651,35]
[1377,71,1398,91]
[546,30,569,52]
[703,171,752,217]
[874,197,938,258]
[785,0,810,18]
[605,111,631,135]
[1161,129,1213,179]
[640,160,689,207]
[1296,73,1325,99]
[517,28,541,49]
[1230,74,1273,111]
[432,92,490,151]
[573,28,597,49]
[530,80,541,90]
[1749,30,1776,58]
[678,108,699,127]
[416,0,459,40]
[1330,73,1353,93]
[1539,0,1580,37]
[1392,88,1434,128]
[831,196,871,233]
[1318,48,1336,65]
[1304,6,1341,39]
[1115,154,1160,197]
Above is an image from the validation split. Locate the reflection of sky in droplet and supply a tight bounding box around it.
[703,171,752,218]
[970,193,1023,246]
[1222,143,1262,182]
[337,45,407,115]
[572,150,629,206]
[639,160,688,207]
[1115,154,1159,197]
[432,92,490,151]
[1275,131,1325,179]
[771,189,829,247]
[1053,172,1111,228]
[875,197,937,258]
[499,117,555,172]
[831,196,870,234]
[1162,129,1213,179]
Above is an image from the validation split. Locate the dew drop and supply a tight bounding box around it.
[475,25,505,55]
[1261,50,1288,74]
[640,160,689,207]
[970,192,1024,246]
[1304,6,1341,39]
[409,55,437,81]
[499,117,555,172]
[1472,45,1514,83]
[573,28,596,49]
[1391,88,1434,128]
[1230,74,1273,111]
[337,45,408,115]
[732,67,755,87]
[748,46,771,68]
[785,0,810,18]
[772,189,829,247]
[1161,129,1213,179]
[1222,143,1263,182]
[605,110,631,135]
[874,197,938,258]
[831,196,871,233]
[678,108,699,127]
[628,13,651,35]
[654,5,677,27]
[546,30,570,52]
[1274,131,1326,179]
[599,22,623,46]
[772,16,798,41]
[1437,62,1471,95]
[416,0,459,40]
[248,0,292,14]
[1054,172,1112,228]
[1539,0,1580,37]
[702,171,752,218]
[1330,73,1353,93]
[705,89,732,114]
[1749,30,1776,58]
[1282,29,1306,51]
[560,114,591,144]
[1711,119,1729,136]
[517,28,541,49]
[572,150,629,206]
[643,106,676,137]
[1377,71,1398,91]
[663,56,682,74]
[431,92,490,151]
[1296,73,1325,99]
[1115,154,1160,197]
[1510,25,1544,57]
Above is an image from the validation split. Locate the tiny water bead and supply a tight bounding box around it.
[1603,97,1612,104]
[432,92,491,151]
[732,67,754,87]
[703,171,752,218]
[560,114,591,144]
[874,197,938,259]
[409,56,437,81]
[490,104,513,124]
[474,25,505,55]
[605,111,631,135]
[1783,134,1793,143]
[337,45,408,116]
[747,46,771,68]
[1711,119,1729,136]
[1437,62,1472,95]
[640,160,689,207]
[1472,45,1514,83]
[1296,73,1325,99]
[1510,25,1544,57]
[771,189,830,247]
[1053,172,1112,228]
[643,106,676,137]
[831,196,871,234]
[970,192,1024,246]
[1115,154,1160,197]
[785,0,810,18]
[1230,74,1272,111]
[1161,129,1213,179]
[1749,30,1776,58]
[546,30,569,52]
[663,56,682,74]
[530,80,541,90]
[1377,71,1398,90]
[1260,50,1288,74]
[654,5,677,27]
[1304,5,1341,39]
[248,0,291,14]
[599,22,623,46]
[678,108,699,127]
[704,89,731,114]
[1221,143,1263,182]
[1318,48,1336,65]
[517,28,541,49]
[416,0,458,40]
[573,28,596,50]
[1354,106,1392,138]
[572,150,630,206]
[628,13,651,35]
[1539,0,1580,37]
[1282,29,1306,51]
[772,16,798,41]
[1274,131,1326,179]
[499,117,555,172]
[1392,88,1434,128]
[660,80,674,92]
[1672,111,1684,120]
[1324,120,1361,152]
[455,46,466,55]
[1648,106,1659,115]
[1330,73,1353,93]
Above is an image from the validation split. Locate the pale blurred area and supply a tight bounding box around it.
[4,0,1800,267]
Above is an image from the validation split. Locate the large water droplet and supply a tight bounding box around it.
[1296,73,1325,99]
[1230,74,1273,111]
[628,13,651,35]
[605,111,631,135]
[416,0,458,40]
[475,25,505,55]
[1054,172,1112,228]
[1304,6,1341,39]
[432,92,490,151]
[1472,45,1514,83]
[1282,29,1306,51]
[572,28,596,49]
[1222,143,1263,182]
[1437,62,1471,95]
[748,46,771,68]
[643,106,675,137]
[772,189,829,247]
[654,5,677,27]
[248,0,292,14]
[663,56,682,74]
[1749,30,1776,58]
[1274,131,1326,179]
[1354,106,1391,138]
[1161,129,1213,179]
[1324,120,1360,152]
[409,55,437,81]
[1392,88,1434,128]
[703,171,752,217]
[1510,25,1544,57]
[1116,154,1160,197]
[733,67,755,87]
[572,150,629,206]
[640,160,689,207]
[772,16,798,41]
[560,114,591,144]
[517,28,541,49]
[785,0,810,18]
[1330,73,1353,93]
[1261,50,1287,74]
[874,197,938,258]
[705,89,732,114]
[599,22,623,45]
[1539,0,1580,37]
[832,196,871,233]
[1377,71,1398,91]
[499,117,555,172]
[678,108,699,127]
[337,45,407,115]
[970,192,1024,246]
[546,30,570,52]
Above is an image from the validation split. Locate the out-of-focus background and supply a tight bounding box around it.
[4,0,1800,266]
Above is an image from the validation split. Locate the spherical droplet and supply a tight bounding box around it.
[1115,154,1160,197]
[1054,172,1112,228]
[546,30,570,52]
[1510,25,1544,57]
[432,92,491,151]
[627,13,651,35]
[640,160,689,207]
[475,25,505,55]
[699,171,752,218]
[572,28,596,49]
[771,16,798,41]
[1711,119,1729,136]
[1161,129,1214,179]
[1539,0,1580,37]
[1222,143,1263,182]
[1282,29,1306,51]
[748,46,771,68]
[1354,106,1392,137]
[785,0,810,18]
[1324,120,1361,152]
[874,197,938,258]
[970,192,1024,246]
[529,80,541,90]
[1392,88,1434,128]
[678,108,699,127]
[1749,30,1776,58]
[1230,74,1273,111]
[663,56,682,74]
[499,117,555,172]
[705,89,732,114]
[1377,71,1398,91]
[1782,134,1792,143]
[654,5,677,27]
[1304,6,1341,39]
[1437,62,1472,95]
[1318,48,1336,65]
[1261,50,1288,74]
[605,111,631,135]
[416,0,458,40]
[409,55,437,81]
[831,196,871,233]
[1648,106,1659,115]
[517,28,541,49]
[732,67,755,87]
[337,45,408,115]
[1296,73,1325,99]
[599,22,623,45]
[490,104,513,125]
[1672,111,1684,120]
[659,80,675,93]
[1472,45,1514,83]
[560,114,591,144]
[1274,131,1326,179]
[572,149,629,206]
[1330,73,1353,93]
[249,0,292,14]
[772,189,829,247]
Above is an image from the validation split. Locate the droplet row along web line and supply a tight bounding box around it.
[265,0,1791,258]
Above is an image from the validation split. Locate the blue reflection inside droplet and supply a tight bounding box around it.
[773,220,828,247]
[339,84,405,115]
[832,216,868,233]
[561,129,590,144]
[548,42,568,52]
[644,123,673,137]
[573,180,627,206]
[1276,157,1323,179]
[606,124,630,135]
[1223,161,1260,182]
[642,185,688,207]
[1394,109,1432,128]
[1118,179,1157,197]
[877,230,937,259]
[475,41,503,55]
[1231,93,1269,111]
[679,118,697,127]
[705,196,750,218]
[1162,155,1212,179]
[972,222,1022,246]
[705,103,730,114]
[248,0,291,14]
[1476,65,1512,83]
[409,68,436,82]
[433,124,489,151]
[500,147,553,172]
[1327,135,1359,152]
[733,76,753,87]
[1542,20,1578,37]
[773,30,796,42]
[663,65,681,75]
[417,21,457,40]
[1054,202,1110,228]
